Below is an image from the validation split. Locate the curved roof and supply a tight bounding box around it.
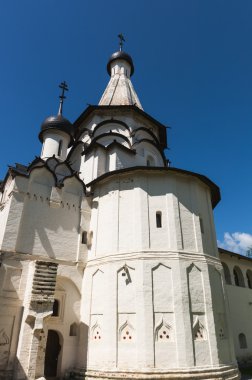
[39,114,74,145]
[107,51,134,76]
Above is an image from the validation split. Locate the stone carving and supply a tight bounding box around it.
[155,318,173,342]
[91,321,102,341]
[193,317,206,341]
[0,328,9,346]
[0,328,10,369]
[119,320,134,342]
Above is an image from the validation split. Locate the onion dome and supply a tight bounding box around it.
[107,51,134,77]
[39,114,74,145]
[39,81,74,146]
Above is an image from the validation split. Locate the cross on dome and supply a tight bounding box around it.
[118,33,125,51]
[58,81,69,115]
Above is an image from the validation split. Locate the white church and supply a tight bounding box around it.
[0,42,252,380]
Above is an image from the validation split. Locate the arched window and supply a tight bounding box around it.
[233,266,245,287]
[52,299,59,316]
[239,333,247,349]
[156,212,162,228]
[221,262,231,285]
[246,270,252,289]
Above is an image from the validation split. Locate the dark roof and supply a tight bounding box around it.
[107,51,134,76]
[86,166,221,208]
[0,157,85,193]
[218,248,252,263]
[39,114,74,145]
[73,105,168,150]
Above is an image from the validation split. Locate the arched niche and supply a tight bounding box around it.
[246,269,252,289]
[233,266,245,287]
[221,262,232,285]
[92,120,130,139]
[239,333,247,349]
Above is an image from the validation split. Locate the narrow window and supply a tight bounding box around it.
[199,217,204,234]
[58,140,63,156]
[52,299,59,316]
[239,333,247,349]
[156,212,162,228]
[147,159,151,167]
[82,231,87,244]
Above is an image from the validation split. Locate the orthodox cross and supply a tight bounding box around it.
[118,33,125,51]
[58,81,68,115]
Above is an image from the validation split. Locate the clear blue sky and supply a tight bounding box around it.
[1,0,251,252]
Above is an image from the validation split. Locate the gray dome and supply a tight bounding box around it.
[107,51,134,76]
[39,114,74,144]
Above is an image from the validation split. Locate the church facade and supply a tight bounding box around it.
[0,46,249,380]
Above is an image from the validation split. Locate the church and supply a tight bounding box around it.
[0,40,251,380]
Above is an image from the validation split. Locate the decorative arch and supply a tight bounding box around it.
[133,139,166,166]
[155,317,173,342]
[193,317,206,341]
[221,262,231,285]
[91,321,102,341]
[119,320,134,342]
[118,264,134,285]
[92,132,131,148]
[233,266,245,287]
[92,119,130,138]
[131,127,159,145]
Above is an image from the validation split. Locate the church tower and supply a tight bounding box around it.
[0,38,240,380]
[75,43,239,379]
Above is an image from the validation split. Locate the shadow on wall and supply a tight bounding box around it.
[14,169,84,259]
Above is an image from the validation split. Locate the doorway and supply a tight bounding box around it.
[44,330,61,378]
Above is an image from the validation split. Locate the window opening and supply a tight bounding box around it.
[58,140,63,156]
[156,212,162,228]
[69,322,78,337]
[239,333,247,349]
[52,299,59,316]
[199,217,204,234]
[82,231,87,244]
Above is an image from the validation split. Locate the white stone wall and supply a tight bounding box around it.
[80,170,236,376]
[41,130,70,161]
[88,171,217,258]
[220,252,252,364]
[0,169,86,263]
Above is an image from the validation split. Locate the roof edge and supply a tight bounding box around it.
[86,166,221,208]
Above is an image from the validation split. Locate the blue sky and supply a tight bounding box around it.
[0,0,251,253]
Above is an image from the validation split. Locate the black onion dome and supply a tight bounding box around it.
[39,114,74,145]
[107,51,134,76]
